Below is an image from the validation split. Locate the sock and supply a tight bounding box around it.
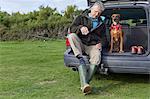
[76,54,86,66]
[76,54,83,59]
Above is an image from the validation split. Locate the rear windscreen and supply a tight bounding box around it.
[102,8,147,25]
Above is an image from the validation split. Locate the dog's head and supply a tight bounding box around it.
[111,14,120,24]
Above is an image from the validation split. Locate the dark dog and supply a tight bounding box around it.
[109,14,124,53]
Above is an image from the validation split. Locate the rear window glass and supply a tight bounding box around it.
[102,8,147,26]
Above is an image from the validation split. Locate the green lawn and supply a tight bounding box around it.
[0,40,149,99]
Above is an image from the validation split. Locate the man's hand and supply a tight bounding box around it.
[80,26,89,35]
[96,43,102,49]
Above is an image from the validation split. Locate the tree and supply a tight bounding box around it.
[0,5,81,40]
[64,5,77,19]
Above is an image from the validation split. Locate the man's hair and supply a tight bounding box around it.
[91,1,105,11]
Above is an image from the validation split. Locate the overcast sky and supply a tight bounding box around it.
[0,0,88,14]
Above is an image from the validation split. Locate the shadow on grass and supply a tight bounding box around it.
[91,82,125,95]
[90,73,149,95]
[95,73,149,83]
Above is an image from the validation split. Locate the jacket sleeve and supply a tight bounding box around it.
[69,15,83,34]
[97,24,108,47]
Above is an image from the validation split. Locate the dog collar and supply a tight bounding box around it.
[111,24,122,30]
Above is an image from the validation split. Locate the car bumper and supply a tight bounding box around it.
[64,49,150,74]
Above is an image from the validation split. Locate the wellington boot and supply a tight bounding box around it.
[78,64,91,94]
[82,84,91,95]
[87,64,97,83]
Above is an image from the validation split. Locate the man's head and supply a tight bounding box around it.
[90,2,105,18]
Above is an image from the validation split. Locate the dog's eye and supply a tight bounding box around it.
[116,16,120,18]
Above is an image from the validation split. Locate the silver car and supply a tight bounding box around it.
[64,0,150,74]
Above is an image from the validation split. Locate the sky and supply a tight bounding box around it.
[0,0,88,14]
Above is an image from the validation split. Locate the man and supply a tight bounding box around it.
[68,2,107,94]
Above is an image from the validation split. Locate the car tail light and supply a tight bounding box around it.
[66,28,71,48]
[66,37,70,47]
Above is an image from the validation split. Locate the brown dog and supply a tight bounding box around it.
[109,14,124,53]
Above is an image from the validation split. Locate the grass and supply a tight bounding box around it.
[0,40,149,99]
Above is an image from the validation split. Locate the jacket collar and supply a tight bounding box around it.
[81,9,103,22]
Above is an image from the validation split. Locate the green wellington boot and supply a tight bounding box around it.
[78,64,91,94]
[87,64,97,83]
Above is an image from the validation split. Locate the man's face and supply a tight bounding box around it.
[90,6,101,18]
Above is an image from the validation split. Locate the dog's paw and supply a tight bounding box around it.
[119,50,124,53]
[109,50,112,53]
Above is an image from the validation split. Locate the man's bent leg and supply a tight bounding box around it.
[86,45,101,65]
[67,33,84,56]
[85,45,102,83]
